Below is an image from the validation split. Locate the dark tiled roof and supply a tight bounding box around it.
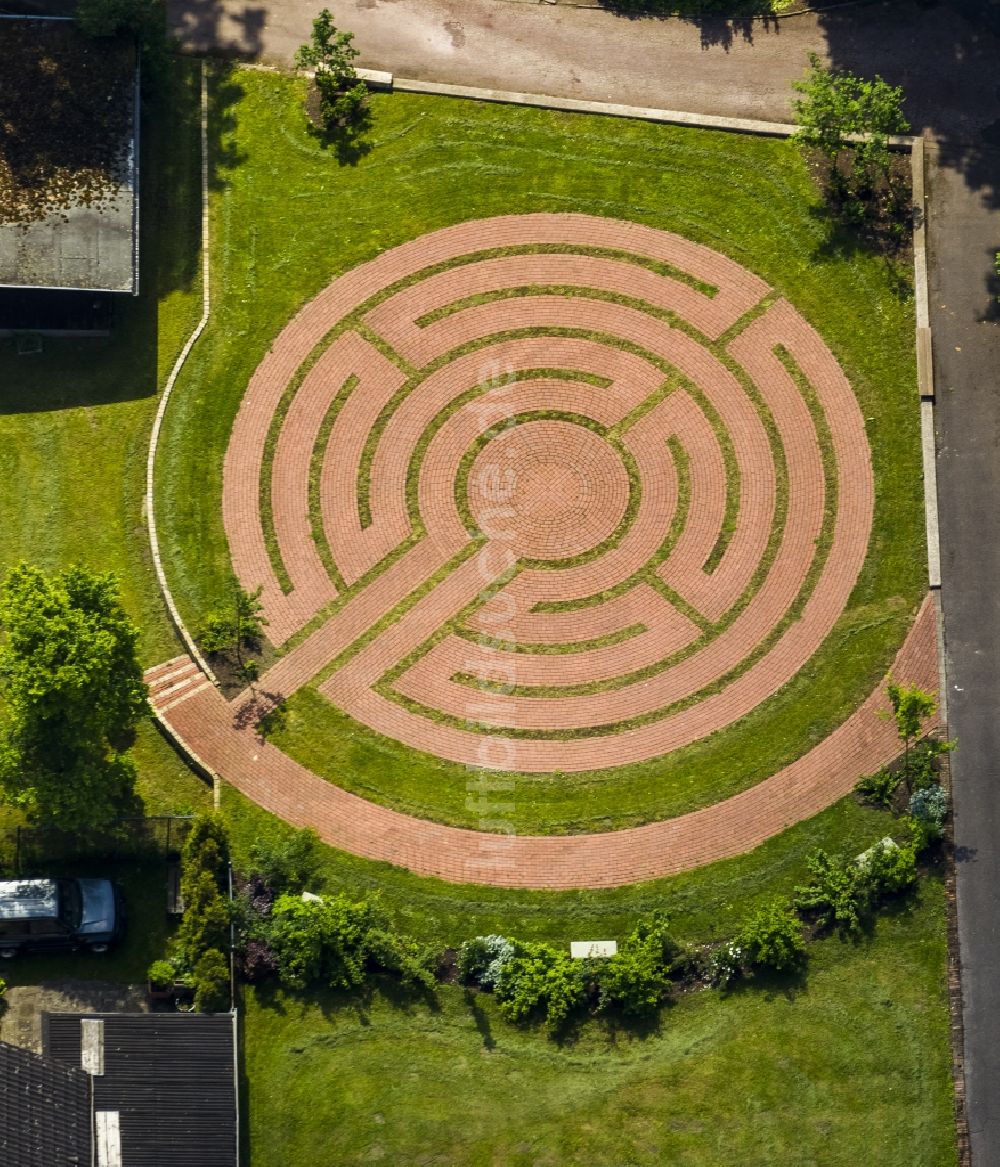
[0,1039,91,1166]
[46,1013,237,1167]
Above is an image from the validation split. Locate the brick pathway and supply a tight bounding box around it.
[148,213,935,888]
[219,214,875,773]
[146,595,938,889]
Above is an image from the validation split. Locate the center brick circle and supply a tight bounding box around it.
[222,213,875,774]
[465,420,632,562]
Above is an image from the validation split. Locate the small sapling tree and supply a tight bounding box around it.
[294,10,367,132]
[793,53,909,218]
[886,679,936,786]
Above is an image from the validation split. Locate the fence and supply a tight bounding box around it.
[0,815,195,874]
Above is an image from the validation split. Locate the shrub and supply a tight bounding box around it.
[197,582,266,659]
[365,929,437,991]
[267,892,382,991]
[737,900,806,973]
[858,837,918,896]
[794,850,865,934]
[247,829,322,893]
[198,612,236,655]
[241,938,279,982]
[710,941,744,988]
[908,738,955,792]
[147,959,175,988]
[597,914,682,1016]
[855,766,900,808]
[458,934,515,989]
[192,948,230,1014]
[597,943,666,1016]
[796,839,917,935]
[175,869,229,958]
[908,783,949,845]
[494,942,584,1032]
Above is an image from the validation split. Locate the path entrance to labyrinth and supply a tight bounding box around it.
[221,213,873,771]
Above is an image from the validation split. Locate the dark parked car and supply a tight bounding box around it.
[0,877,124,958]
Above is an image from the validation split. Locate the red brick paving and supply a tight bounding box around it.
[196,213,921,878]
[148,596,939,889]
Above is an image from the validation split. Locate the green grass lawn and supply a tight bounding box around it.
[157,67,925,835]
[242,878,955,1167]
[224,782,921,948]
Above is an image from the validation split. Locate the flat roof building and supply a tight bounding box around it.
[0,15,139,296]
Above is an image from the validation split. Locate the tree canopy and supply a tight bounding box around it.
[792,52,909,205]
[0,563,149,829]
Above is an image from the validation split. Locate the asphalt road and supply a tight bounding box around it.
[930,144,1000,1163]
[168,0,1000,1158]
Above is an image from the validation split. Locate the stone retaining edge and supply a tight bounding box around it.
[911,140,942,591]
[392,76,800,137]
[144,62,220,691]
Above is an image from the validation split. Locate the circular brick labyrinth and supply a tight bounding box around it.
[223,214,874,774]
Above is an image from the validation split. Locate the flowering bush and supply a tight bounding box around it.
[908,784,949,841]
[458,935,515,989]
[710,942,744,987]
[247,829,321,893]
[858,837,917,896]
[796,838,917,935]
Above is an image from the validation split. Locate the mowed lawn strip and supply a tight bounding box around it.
[242,880,955,1167]
[157,71,924,834]
[224,783,920,946]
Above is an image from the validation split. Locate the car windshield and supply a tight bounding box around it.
[57,879,82,930]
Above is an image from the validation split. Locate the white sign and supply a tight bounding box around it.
[570,940,618,959]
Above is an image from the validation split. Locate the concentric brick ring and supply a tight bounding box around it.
[223,214,875,774]
[465,420,633,562]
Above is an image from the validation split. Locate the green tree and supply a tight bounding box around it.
[294,10,367,130]
[887,679,937,782]
[793,53,909,207]
[0,564,148,829]
[198,578,266,665]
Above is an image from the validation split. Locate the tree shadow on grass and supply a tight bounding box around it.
[463,988,497,1051]
[719,962,809,1004]
[248,970,441,1032]
[305,105,375,168]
